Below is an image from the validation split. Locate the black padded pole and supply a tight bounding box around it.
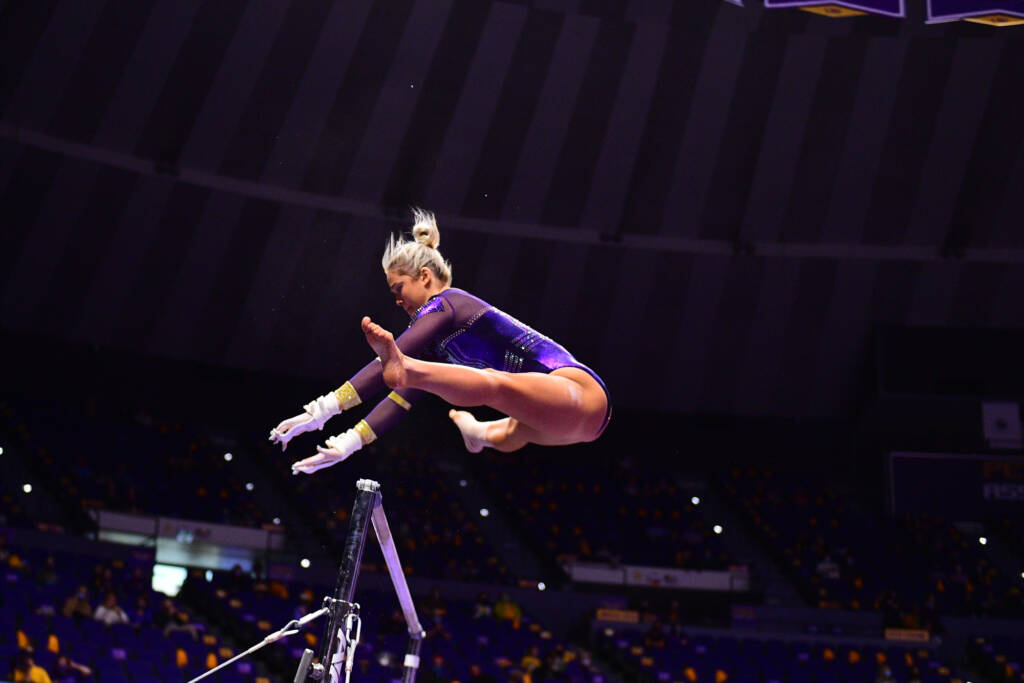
[319,479,380,682]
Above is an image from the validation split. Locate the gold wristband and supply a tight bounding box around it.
[353,419,377,446]
[387,391,413,411]
[333,381,361,410]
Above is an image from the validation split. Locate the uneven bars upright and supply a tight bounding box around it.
[319,479,378,683]
[370,497,425,683]
[314,479,425,683]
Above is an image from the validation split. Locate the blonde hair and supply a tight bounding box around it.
[381,208,453,285]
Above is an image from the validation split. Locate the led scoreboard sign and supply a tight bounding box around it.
[765,0,901,15]
[888,452,1024,520]
[727,0,1024,24]
[764,0,904,16]
[927,0,1024,24]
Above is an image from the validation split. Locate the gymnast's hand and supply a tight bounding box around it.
[269,392,343,450]
[290,446,345,475]
[291,429,363,475]
[268,412,316,451]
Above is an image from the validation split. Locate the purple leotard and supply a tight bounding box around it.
[346,288,610,440]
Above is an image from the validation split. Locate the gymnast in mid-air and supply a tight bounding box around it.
[270,209,610,474]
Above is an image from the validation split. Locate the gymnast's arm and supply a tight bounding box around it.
[268,295,455,449]
[288,387,425,474]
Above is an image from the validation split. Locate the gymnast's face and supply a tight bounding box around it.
[387,268,434,316]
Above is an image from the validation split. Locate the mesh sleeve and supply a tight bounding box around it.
[362,388,425,437]
[344,294,456,401]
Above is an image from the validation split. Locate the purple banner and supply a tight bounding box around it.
[765,0,905,16]
[927,0,1024,21]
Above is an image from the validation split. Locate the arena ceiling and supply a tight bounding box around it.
[2,0,1023,417]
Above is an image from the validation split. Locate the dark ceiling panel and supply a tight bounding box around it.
[779,35,869,244]
[383,0,494,209]
[541,19,635,227]
[33,166,137,337]
[0,0,60,116]
[699,26,795,242]
[618,5,719,238]
[947,39,1024,250]
[862,36,957,246]
[463,9,565,219]
[134,0,249,167]
[46,0,152,143]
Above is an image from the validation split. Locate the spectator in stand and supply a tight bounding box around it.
[425,609,453,643]
[472,592,493,620]
[816,554,840,580]
[378,609,405,636]
[874,663,896,683]
[35,556,58,586]
[594,543,620,566]
[878,589,903,629]
[130,596,150,627]
[61,586,91,620]
[1,536,26,573]
[545,645,569,678]
[467,664,497,683]
[155,598,198,640]
[12,650,52,683]
[93,593,129,626]
[520,645,542,675]
[419,654,448,683]
[442,556,463,581]
[643,620,667,649]
[494,593,522,625]
[50,656,92,683]
[126,567,147,595]
[225,564,252,593]
[420,587,446,618]
[90,566,113,596]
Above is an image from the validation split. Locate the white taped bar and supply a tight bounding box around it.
[370,502,425,638]
[404,655,420,669]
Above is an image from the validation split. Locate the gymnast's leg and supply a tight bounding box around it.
[448,413,572,453]
[362,317,606,444]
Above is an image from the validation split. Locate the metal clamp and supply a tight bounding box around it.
[343,607,362,683]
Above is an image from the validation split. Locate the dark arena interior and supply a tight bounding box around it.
[2,1,1024,682]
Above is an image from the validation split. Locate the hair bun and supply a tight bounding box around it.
[411,208,440,249]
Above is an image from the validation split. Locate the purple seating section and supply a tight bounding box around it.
[599,629,973,683]
[474,453,735,570]
[967,635,1024,682]
[281,438,509,583]
[1,537,606,683]
[3,399,268,528]
[721,469,1024,619]
[2,547,256,683]
[2,397,509,583]
[189,571,605,683]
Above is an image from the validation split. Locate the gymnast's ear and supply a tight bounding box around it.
[419,266,433,284]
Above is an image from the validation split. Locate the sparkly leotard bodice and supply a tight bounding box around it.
[412,289,594,378]
[345,287,610,440]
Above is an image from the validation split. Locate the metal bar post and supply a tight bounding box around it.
[370,502,425,683]
[319,479,379,683]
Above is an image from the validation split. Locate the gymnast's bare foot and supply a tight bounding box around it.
[449,409,488,453]
[362,317,407,388]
